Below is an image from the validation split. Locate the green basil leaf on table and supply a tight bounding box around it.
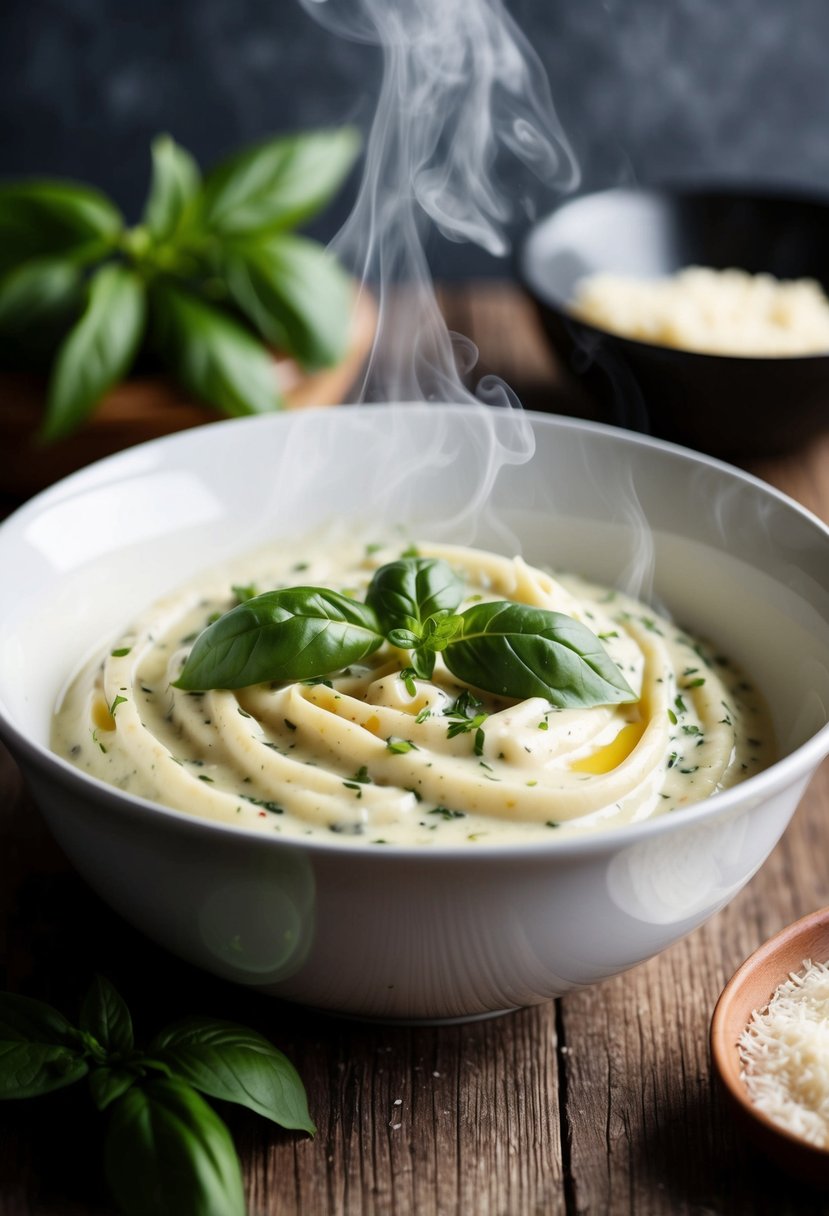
[366,558,464,635]
[0,256,82,334]
[174,587,384,690]
[224,233,352,369]
[42,264,146,441]
[80,975,134,1055]
[143,134,201,241]
[0,992,88,1099]
[200,127,360,236]
[151,281,282,417]
[151,1017,315,1133]
[105,1077,246,1216]
[89,1065,142,1112]
[443,601,638,708]
[0,180,122,277]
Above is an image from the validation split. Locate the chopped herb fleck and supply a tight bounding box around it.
[241,796,284,814]
[386,737,417,754]
[429,806,465,820]
[109,695,127,717]
[110,647,132,658]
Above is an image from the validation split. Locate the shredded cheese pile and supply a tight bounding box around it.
[739,958,829,1147]
[572,266,829,356]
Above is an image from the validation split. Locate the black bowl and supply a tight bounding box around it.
[518,186,829,458]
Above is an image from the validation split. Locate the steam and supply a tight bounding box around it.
[300,0,578,410]
[292,0,663,599]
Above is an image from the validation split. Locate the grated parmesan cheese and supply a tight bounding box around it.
[572,267,829,357]
[739,958,829,1147]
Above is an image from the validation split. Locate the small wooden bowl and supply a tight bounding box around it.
[710,907,829,1185]
[0,288,376,500]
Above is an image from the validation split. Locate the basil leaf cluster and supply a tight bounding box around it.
[175,556,637,709]
[0,128,360,439]
[0,977,313,1216]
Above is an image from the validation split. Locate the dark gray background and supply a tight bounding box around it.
[2,0,828,276]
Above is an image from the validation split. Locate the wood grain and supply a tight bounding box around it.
[1,283,829,1215]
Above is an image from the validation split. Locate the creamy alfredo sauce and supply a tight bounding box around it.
[52,540,773,846]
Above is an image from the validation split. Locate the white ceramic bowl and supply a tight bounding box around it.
[1,404,828,1022]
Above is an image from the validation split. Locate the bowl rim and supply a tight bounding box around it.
[518,182,829,366]
[710,904,829,1160]
[1,402,829,861]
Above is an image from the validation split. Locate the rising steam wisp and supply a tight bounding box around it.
[300,0,579,540]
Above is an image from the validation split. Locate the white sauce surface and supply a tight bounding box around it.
[52,540,773,846]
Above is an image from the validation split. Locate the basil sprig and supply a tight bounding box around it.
[0,977,313,1216]
[175,557,637,708]
[0,127,359,438]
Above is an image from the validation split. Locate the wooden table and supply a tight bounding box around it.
[2,283,828,1215]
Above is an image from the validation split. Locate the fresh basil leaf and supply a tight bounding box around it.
[80,976,134,1055]
[409,646,436,680]
[151,281,282,417]
[200,127,360,235]
[174,587,383,690]
[0,180,122,277]
[0,991,83,1046]
[0,992,87,1099]
[421,613,463,651]
[89,1064,141,1112]
[444,601,638,707]
[0,1042,88,1100]
[224,233,352,369]
[42,264,146,441]
[0,256,82,335]
[387,627,420,649]
[151,1017,314,1133]
[366,558,464,635]
[143,134,201,241]
[105,1077,245,1216]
